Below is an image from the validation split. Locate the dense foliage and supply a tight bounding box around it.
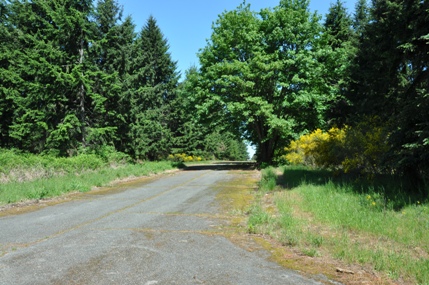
[194,0,428,193]
[1,0,429,190]
[347,0,429,186]
[283,122,390,175]
[194,1,335,163]
[0,0,248,161]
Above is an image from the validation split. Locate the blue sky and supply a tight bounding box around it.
[116,0,358,79]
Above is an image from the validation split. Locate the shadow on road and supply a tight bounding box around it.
[183,162,257,171]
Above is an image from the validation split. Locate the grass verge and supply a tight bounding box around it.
[0,149,181,205]
[248,166,429,285]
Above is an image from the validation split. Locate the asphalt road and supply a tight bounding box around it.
[0,163,326,285]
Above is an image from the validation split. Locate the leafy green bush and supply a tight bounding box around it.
[83,145,131,164]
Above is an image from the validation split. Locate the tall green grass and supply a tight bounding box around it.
[249,165,429,284]
[0,149,109,183]
[0,149,179,205]
[259,167,278,192]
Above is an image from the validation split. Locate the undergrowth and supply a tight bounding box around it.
[248,165,429,285]
[0,149,180,205]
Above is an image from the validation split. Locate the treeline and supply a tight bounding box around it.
[188,0,428,189]
[0,0,249,161]
[1,0,428,185]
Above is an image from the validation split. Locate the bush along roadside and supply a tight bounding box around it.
[0,149,180,205]
[247,165,429,285]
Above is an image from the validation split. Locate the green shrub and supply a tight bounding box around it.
[0,149,109,183]
[259,167,278,192]
[81,145,131,164]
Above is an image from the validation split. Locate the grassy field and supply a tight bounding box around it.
[0,149,180,205]
[249,166,429,285]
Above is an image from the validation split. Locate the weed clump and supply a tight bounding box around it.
[259,167,277,192]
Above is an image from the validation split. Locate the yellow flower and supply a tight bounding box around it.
[372,202,376,206]
[367,195,371,200]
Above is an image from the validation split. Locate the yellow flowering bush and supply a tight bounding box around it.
[167,153,202,162]
[283,118,389,175]
[314,127,347,169]
[283,128,345,168]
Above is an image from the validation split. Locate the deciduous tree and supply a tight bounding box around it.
[196,1,332,163]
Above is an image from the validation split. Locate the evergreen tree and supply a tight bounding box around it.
[126,16,179,160]
[88,0,131,151]
[324,0,353,49]
[349,0,429,185]
[172,66,208,156]
[0,0,16,147]
[111,15,136,152]
[323,0,355,125]
[352,0,370,38]
[3,0,119,155]
[5,0,80,153]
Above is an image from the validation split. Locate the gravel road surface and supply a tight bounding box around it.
[0,164,327,285]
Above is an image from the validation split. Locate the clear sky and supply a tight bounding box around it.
[116,0,358,79]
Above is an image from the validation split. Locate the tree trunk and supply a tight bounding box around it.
[257,137,278,165]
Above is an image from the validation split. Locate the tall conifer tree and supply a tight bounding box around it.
[352,0,370,38]
[349,0,429,184]
[324,0,353,49]
[0,0,17,147]
[5,0,78,153]
[127,16,179,160]
[4,0,115,155]
[323,0,355,124]
[88,0,130,150]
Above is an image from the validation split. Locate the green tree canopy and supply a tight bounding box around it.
[196,0,333,163]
